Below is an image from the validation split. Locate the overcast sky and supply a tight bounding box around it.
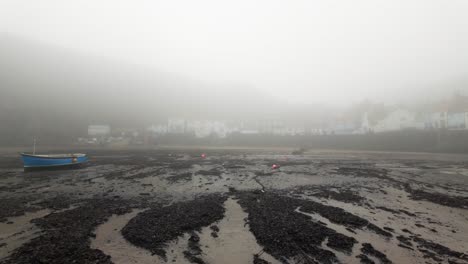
[1,0,468,106]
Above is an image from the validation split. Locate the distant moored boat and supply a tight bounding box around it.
[20,153,88,168]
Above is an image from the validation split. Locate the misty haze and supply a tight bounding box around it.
[0,1,467,264]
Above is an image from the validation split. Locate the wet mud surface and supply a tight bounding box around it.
[237,192,357,264]
[0,148,467,263]
[122,194,227,259]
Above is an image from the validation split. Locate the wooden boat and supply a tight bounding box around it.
[20,153,88,168]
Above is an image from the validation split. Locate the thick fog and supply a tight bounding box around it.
[1,0,468,146]
[2,0,468,103]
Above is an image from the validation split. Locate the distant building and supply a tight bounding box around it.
[88,125,111,136]
[240,129,260,135]
[425,92,468,130]
[359,112,372,134]
[167,118,186,134]
[427,112,448,129]
[465,113,468,129]
[372,110,424,133]
[329,123,358,135]
[186,120,228,138]
[147,124,168,135]
[447,112,466,130]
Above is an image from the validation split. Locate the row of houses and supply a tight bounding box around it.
[358,94,468,133]
[78,125,145,145]
[146,95,468,138]
[82,111,468,143]
[332,110,468,135]
[83,94,468,140]
[148,119,308,138]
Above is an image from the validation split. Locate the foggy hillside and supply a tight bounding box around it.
[0,35,334,145]
[0,34,278,123]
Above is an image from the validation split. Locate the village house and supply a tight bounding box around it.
[426,112,448,129]
[167,118,186,134]
[88,125,111,137]
[447,112,466,130]
[425,93,468,130]
[185,120,229,138]
[147,124,168,135]
[372,109,425,133]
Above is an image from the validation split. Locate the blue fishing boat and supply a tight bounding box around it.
[20,153,88,168]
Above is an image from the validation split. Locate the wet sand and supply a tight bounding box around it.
[0,148,467,264]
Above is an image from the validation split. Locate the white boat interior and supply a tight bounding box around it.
[22,153,87,158]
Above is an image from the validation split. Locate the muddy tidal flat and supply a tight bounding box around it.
[0,149,467,264]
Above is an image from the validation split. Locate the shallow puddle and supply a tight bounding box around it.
[91,209,167,264]
[0,209,51,259]
[92,209,194,264]
[198,197,280,264]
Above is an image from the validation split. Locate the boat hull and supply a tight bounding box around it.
[20,153,88,168]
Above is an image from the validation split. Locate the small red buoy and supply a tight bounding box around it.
[272,164,279,169]
[201,153,207,159]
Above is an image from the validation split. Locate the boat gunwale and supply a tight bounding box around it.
[20,153,87,159]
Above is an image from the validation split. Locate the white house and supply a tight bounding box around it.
[88,125,111,136]
[186,120,229,138]
[427,112,448,129]
[356,112,372,134]
[466,112,468,129]
[167,118,186,133]
[372,110,424,133]
[147,124,168,135]
[447,112,467,130]
[239,129,260,135]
